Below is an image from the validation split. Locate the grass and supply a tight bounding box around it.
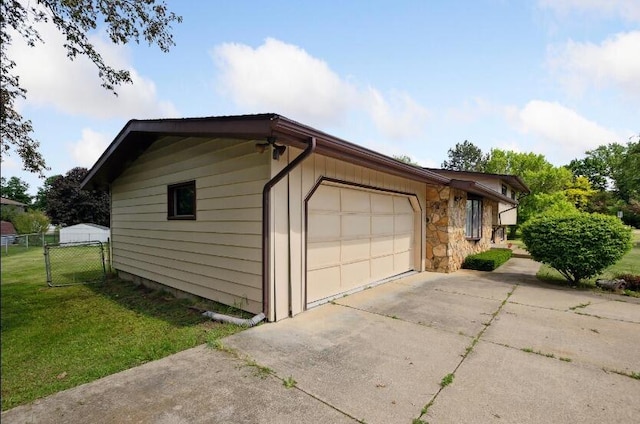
[535,229,640,294]
[1,246,246,411]
[439,373,454,388]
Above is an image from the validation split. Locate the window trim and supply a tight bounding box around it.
[167,181,196,220]
[465,196,482,240]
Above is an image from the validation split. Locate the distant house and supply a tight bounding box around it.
[81,113,530,322]
[1,220,18,246]
[59,223,110,244]
[1,197,28,214]
[425,169,530,243]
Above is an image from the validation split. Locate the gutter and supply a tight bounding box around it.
[262,136,317,320]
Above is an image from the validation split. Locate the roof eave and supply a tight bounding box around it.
[450,179,518,205]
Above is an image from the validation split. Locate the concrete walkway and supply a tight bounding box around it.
[3,259,639,424]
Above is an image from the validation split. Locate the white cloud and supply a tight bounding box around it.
[8,17,179,119]
[538,0,640,22]
[213,38,430,140]
[69,129,110,168]
[548,31,640,98]
[364,88,430,139]
[512,100,622,160]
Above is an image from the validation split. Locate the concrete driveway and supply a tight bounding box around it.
[3,258,639,424]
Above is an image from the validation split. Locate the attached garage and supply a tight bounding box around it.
[306,183,418,306]
[81,114,457,322]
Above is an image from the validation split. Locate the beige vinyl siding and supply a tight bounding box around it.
[277,149,427,320]
[111,136,269,314]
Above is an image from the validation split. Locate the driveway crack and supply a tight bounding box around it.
[413,283,518,422]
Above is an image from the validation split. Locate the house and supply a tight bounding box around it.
[1,220,18,246]
[425,169,530,244]
[1,197,27,214]
[59,223,110,244]
[82,113,528,322]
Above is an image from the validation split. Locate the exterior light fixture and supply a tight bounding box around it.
[255,137,287,160]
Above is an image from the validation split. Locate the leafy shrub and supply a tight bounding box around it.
[12,210,50,234]
[463,248,512,271]
[521,212,632,284]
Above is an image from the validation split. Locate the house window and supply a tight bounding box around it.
[168,181,196,220]
[501,184,508,196]
[465,198,482,240]
[511,190,516,200]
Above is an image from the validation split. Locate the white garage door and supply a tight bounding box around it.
[307,184,415,305]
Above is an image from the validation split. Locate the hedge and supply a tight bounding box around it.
[462,248,513,271]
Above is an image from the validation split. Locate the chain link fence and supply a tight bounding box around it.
[2,232,60,254]
[44,241,108,287]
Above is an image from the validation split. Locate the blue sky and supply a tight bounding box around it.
[3,0,639,195]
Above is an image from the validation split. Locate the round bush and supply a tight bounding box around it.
[521,212,632,284]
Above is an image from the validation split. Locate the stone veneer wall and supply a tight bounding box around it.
[425,184,451,272]
[425,185,497,272]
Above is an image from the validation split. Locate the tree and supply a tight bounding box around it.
[567,143,626,191]
[521,213,632,284]
[12,210,50,234]
[441,140,487,171]
[32,175,61,211]
[0,176,32,204]
[46,167,109,227]
[1,0,182,175]
[393,155,420,166]
[564,176,597,211]
[615,141,640,202]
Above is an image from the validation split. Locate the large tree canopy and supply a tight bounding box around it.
[45,167,109,227]
[441,140,487,171]
[1,0,182,175]
[0,176,31,204]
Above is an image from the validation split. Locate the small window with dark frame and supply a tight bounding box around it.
[168,181,196,220]
[511,189,516,200]
[465,197,482,240]
[501,184,508,196]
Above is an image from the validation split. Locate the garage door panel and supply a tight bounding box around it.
[341,260,370,290]
[371,194,394,213]
[307,267,341,302]
[371,236,394,257]
[341,239,371,263]
[308,213,340,239]
[394,233,413,253]
[341,189,370,212]
[342,214,370,238]
[308,240,341,269]
[308,185,340,211]
[394,251,412,270]
[372,215,393,235]
[371,256,394,280]
[394,196,414,213]
[394,214,414,233]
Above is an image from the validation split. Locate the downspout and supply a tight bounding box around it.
[262,137,317,320]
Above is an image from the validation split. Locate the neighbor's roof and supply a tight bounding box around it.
[425,168,531,194]
[80,113,519,205]
[61,223,110,231]
[1,197,28,206]
[1,221,17,235]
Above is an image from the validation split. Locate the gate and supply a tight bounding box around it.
[44,241,107,287]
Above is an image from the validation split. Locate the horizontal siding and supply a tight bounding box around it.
[111,136,269,311]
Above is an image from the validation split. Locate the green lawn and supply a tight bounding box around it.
[1,246,246,411]
[536,229,640,293]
